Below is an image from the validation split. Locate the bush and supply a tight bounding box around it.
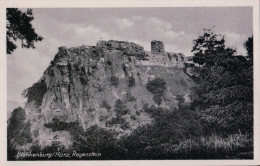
[126,91,136,102]
[107,60,112,65]
[110,76,119,86]
[98,85,103,92]
[122,107,203,159]
[101,100,111,111]
[88,108,95,112]
[80,76,88,85]
[114,99,129,116]
[146,78,166,95]
[176,95,185,108]
[92,64,97,70]
[22,79,47,107]
[44,117,79,132]
[128,57,132,62]
[128,76,135,87]
[176,95,185,104]
[70,125,126,159]
[106,116,130,130]
[153,93,163,105]
[143,103,148,110]
[146,78,166,105]
[122,64,128,77]
[144,105,159,116]
[130,115,137,121]
[99,115,109,122]
[7,107,32,146]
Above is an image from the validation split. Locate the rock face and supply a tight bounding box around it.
[9,40,194,150]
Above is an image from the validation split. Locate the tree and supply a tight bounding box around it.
[110,75,119,86]
[146,78,167,105]
[191,28,235,66]
[128,76,135,87]
[6,8,43,54]
[114,99,129,116]
[191,29,253,135]
[146,78,166,95]
[22,79,47,107]
[244,36,253,63]
[7,107,32,160]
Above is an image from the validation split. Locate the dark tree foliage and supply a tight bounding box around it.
[106,116,130,130]
[68,125,126,159]
[146,78,166,95]
[146,78,166,105]
[22,79,47,107]
[114,99,129,116]
[152,93,163,105]
[130,115,137,120]
[44,117,79,132]
[110,75,119,86]
[176,95,184,104]
[244,36,253,63]
[122,108,202,159]
[15,125,127,160]
[7,107,26,140]
[126,91,136,102]
[9,106,253,160]
[191,28,236,66]
[6,8,43,54]
[107,59,112,65]
[7,107,32,160]
[101,100,111,111]
[128,76,135,87]
[191,29,253,135]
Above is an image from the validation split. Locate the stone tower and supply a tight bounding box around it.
[151,40,165,54]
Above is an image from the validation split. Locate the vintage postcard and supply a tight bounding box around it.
[0,0,259,165]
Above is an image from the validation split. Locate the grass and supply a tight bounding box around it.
[157,133,253,159]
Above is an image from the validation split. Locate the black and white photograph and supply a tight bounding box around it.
[1,0,259,164]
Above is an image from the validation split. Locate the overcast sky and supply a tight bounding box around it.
[7,7,253,103]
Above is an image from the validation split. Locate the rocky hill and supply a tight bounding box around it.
[8,40,194,151]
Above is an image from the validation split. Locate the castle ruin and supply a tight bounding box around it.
[151,40,165,54]
[96,40,187,68]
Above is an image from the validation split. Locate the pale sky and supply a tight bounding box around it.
[7,7,253,103]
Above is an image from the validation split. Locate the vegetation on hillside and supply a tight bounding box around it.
[110,75,119,86]
[146,78,167,105]
[114,99,129,117]
[22,79,47,107]
[10,105,252,160]
[101,100,111,111]
[128,76,135,87]
[191,29,253,135]
[7,107,32,160]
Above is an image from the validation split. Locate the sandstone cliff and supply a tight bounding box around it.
[9,40,194,150]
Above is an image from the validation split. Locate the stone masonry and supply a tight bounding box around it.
[151,40,165,54]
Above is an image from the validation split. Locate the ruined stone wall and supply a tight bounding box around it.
[96,40,148,59]
[97,40,144,51]
[134,52,186,68]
